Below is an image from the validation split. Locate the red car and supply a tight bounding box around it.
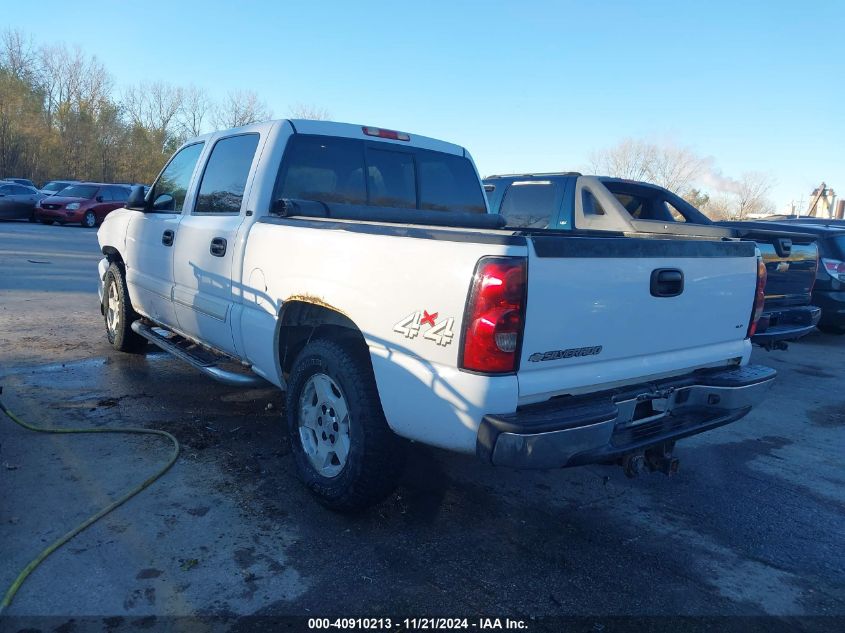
[35,183,131,227]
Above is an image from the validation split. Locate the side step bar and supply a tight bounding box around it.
[131,320,267,387]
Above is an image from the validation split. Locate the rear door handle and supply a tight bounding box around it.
[210,237,227,257]
[650,268,684,297]
[162,230,174,247]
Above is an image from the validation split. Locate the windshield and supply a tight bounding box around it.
[59,185,98,199]
[43,181,70,192]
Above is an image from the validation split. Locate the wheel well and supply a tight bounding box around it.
[277,301,366,376]
[102,246,123,265]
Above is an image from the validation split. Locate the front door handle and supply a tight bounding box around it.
[210,237,227,257]
[650,268,684,297]
[162,229,174,246]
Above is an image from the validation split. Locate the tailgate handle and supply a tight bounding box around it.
[651,268,684,298]
[774,238,792,258]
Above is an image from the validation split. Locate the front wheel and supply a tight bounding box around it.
[82,210,97,228]
[103,262,147,353]
[286,337,405,511]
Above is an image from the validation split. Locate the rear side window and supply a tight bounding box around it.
[151,142,204,212]
[195,134,260,213]
[275,134,486,213]
[500,181,559,228]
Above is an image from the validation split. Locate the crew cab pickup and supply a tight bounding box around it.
[97,121,775,510]
[484,173,821,349]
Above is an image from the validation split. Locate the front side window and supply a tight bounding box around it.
[97,187,112,201]
[500,182,559,228]
[195,134,260,213]
[150,142,204,212]
[108,186,130,202]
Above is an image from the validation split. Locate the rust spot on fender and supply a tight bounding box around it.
[284,293,348,317]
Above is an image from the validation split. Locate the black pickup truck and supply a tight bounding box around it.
[483,173,821,349]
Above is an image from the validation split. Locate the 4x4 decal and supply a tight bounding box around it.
[394,310,455,346]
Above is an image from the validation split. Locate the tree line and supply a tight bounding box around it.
[0,29,327,186]
[588,138,776,220]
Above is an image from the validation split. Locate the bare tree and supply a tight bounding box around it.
[0,29,36,80]
[178,85,212,138]
[213,89,272,129]
[589,138,708,195]
[588,138,655,183]
[734,172,775,219]
[122,81,184,148]
[288,102,330,120]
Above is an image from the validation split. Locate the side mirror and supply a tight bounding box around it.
[126,185,147,211]
[95,195,104,202]
[152,193,175,212]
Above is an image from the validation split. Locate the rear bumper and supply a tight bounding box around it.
[752,304,821,345]
[477,364,776,469]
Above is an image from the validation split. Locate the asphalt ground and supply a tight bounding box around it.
[0,221,843,631]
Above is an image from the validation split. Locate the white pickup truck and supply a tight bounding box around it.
[97,119,775,510]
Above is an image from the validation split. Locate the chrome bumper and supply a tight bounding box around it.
[478,364,776,469]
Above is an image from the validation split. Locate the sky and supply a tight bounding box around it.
[2,0,843,210]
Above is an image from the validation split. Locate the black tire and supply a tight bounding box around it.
[28,212,37,223]
[82,210,97,228]
[818,323,845,335]
[286,337,405,511]
[40,219,54,225]
[103,262,147,353]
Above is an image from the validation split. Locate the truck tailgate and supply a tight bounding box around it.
[717,224,818,308]
[518,235,757,403]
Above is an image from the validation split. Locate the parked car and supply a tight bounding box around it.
[1,177,37,188]
[96,120,775,510]
[35,183,131,227]
[0,182,45,221]
[758,220,845,334]
[39,179,80,196]
[483,173,821,350]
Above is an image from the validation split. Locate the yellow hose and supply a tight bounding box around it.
[0,390,180,615]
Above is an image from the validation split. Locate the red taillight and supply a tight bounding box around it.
[460,256,527,373]
[362,126,410,141]
[747,256,767,337]
[822,258,845,281]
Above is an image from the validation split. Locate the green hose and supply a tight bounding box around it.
[0,389,180,615]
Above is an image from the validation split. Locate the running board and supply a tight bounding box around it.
[131,321,267,387]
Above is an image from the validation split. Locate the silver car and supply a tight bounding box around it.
[0,182,45,221]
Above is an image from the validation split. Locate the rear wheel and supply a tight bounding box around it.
[82,210,97,228]
[103,262,147,353]
[286,337,405,511]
